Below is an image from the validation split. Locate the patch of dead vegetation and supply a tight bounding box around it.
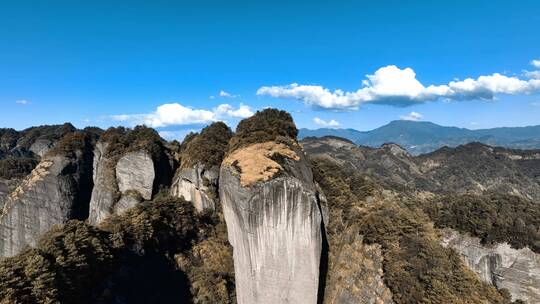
[223,141,300,187]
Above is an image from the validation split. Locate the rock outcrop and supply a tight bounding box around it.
[442,229,540,303]
[171,164,219,212]
[0,133,94,257]
[170,122,232,213]
[220,138,326,304]
[88,127,172,224]
[88,144,155,224]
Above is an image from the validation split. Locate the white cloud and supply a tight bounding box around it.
[400,111,423,121]
[112,103,254,127]
[313,117,340,128]
[16,99,29,105]
[215,103,254,118]
[524,70,540,79]
[158,130,197,141]
[531,59,540,69]
[257,61,540,110]
[218,90,237,98]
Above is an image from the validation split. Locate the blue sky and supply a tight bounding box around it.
[1,0,539,139]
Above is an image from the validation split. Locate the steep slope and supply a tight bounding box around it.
[220,109,327,304]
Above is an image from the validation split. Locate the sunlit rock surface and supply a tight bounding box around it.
[170,164,219,212]
[88,144,155,224]
[442,229,540,303]
[220,141,326,304]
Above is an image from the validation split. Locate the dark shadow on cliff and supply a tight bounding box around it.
[316,193,329,304]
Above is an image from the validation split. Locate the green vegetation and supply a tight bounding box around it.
[310,156,514,304]
[17,123,76,150]
[228,108,298,152]
[100,125,166,159]
[46,131,97,158]
[180,122,233,168]
[0,195,235,304]
[421,193,540,253]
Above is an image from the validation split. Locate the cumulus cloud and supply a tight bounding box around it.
[15,99,29,105]
[532,59,540,69]
[257,61,540,110]
[218,90,238,98]
[400,111,423,121]
[112,103,254,127]
[313,117,340,128]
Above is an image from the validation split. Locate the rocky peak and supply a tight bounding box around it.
[88,126,173,224]
[170,122,232,212]
[220,109,327,304]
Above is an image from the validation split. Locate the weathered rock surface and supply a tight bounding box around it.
[442,229,540,303]
[324,230,394,304]
[116,151,155,201]
[88,144,156,224]
[220,141,326,304]
[29,139,54,158]
[0,149,93,257]
[170,164,219,212]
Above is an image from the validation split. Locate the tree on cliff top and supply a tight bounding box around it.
[181,122,233,169]
[228,108,298,152]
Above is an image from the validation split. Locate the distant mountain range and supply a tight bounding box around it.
[299,120,540,155]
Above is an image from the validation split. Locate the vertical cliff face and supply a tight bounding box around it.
[170,164,219,212]
[170,122,232,213]
[88,145,165,224]
[88,126,172,224]
[0,133,94,257]
[220,138,326,304]
[442,229,540,303]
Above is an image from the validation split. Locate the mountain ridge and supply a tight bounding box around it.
[299,120,540,155]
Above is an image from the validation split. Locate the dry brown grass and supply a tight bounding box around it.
[223,141,299,186]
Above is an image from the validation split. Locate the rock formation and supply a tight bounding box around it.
[0,132,94,257]
[220,110,326,304]
[171,164,219,212]
[88,127,172,224]
[170,122,232,212]
[442,229,540,303]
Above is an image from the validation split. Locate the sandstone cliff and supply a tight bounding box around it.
[0,132,94,257]
[88,127,172,224]
[442,229,540,303]
[219,109,327,304]
[170,122,232,212]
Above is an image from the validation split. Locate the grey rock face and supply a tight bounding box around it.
[0,151,93,257]
[220,142,326,304]
[116,151,155,201]
[29,139,54,158]
[170,164,219,212]
[442,229,540,303]
[88,144,156,224]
